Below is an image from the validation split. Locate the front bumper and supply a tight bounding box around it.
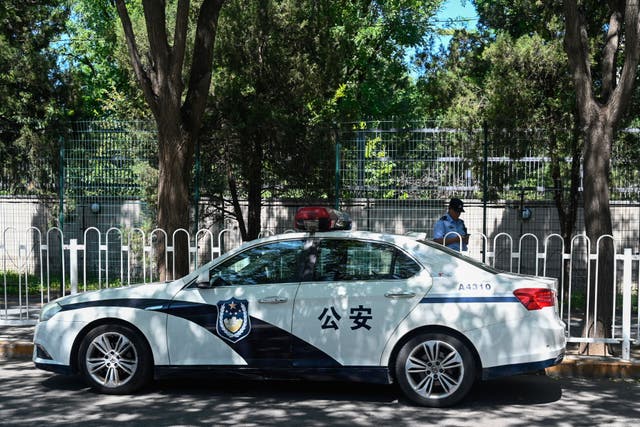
[34,360,74,375]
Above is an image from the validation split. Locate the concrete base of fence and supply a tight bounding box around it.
[546,355,640,379]
[0,325,34,360]
[0,340,32,360]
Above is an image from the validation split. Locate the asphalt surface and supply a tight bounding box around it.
[0,360,639,426]
[1,324,640,426]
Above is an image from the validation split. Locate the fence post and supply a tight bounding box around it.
[334,124,341,210]
[58,136,65,230]
[69,238,78,295]
[482,122,488,263]
[621,248,632,361]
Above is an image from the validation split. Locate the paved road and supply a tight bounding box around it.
[1,361,639,427]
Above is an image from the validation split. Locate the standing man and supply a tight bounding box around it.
[433,197,469,251]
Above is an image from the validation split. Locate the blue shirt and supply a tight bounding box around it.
[433,213,468,251]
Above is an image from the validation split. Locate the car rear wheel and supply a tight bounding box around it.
[395,332,476,407]
[78,324,152,394]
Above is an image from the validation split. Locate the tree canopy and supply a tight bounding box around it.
[205,0,443,239]
[0,0,68,195]
[2,2,639,275]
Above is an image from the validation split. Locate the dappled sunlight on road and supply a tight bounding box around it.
[1,361,639,426]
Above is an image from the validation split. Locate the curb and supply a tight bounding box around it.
[545,355,640,379]
[0,340,33,361]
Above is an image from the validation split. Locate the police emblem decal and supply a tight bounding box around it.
[216,297,251,343]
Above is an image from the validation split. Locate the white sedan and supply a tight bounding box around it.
[33,209,565,407]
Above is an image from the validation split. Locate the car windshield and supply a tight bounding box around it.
[416,238,500,274]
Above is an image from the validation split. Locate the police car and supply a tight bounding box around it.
[33,207,566,407]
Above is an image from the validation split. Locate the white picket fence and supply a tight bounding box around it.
[2,227,639,360]
[459,232,639,360]
[1,225,241,294]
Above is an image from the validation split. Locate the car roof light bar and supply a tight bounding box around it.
[294,206,352,232]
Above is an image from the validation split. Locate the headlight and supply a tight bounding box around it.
[39,302,62,322]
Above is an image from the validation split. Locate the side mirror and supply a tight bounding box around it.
[196,270,211,289]
[210,276,230,287]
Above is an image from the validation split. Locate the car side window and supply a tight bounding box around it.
[209,240,305,286]
[313,239,420,281]
[393,250,422,279]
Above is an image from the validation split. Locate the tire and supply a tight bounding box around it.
[78,324,153,394]
[395,332,476,407]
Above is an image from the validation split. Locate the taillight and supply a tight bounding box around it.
[513,288,555,310]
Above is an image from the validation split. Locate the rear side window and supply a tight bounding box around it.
[313,239,420,281]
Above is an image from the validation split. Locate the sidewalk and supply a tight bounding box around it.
[2,324,640,379]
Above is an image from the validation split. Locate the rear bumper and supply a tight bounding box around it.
[482,351,565,380]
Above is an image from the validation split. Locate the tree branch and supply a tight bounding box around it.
[114,0,157,114]
[609,0,640,122]
[563,0,597,120]
[183,0,225,132]
[171,0,190,85]
[600,3,623,101]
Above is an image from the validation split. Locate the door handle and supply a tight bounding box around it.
[258,296,288,304]
[385,292,416,299]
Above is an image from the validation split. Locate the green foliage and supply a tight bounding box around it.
[5,0,635,232]
[0,0,69,195]
[61,1,148,120]
[207,0,443,201]
[415,2,587,204]
[482,34,573,128]
[415,28,488,126]
[472,0,565,38]
[364,136,398,198]
[320,0,443,122]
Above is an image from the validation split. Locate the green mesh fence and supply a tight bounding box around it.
[338,121,480,200]
[337,121,470,234]
[62,120,158,238]
[337,121,640,244]
[1,119,637,241]
[60,121,158,280]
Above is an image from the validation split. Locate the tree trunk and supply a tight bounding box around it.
[549,129,581,244]
[246,137,264,240]
[579,115,615,355]
[225,135,263,243]
[156,121,194,280]
[228,167,248,241]
[114,0,226,280]
[549,127,582,316]
[563,0,640,356]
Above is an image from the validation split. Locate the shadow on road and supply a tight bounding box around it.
[3,361,638,427]
[38,370,562,407]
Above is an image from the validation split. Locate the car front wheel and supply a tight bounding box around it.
[395,332,476,407]
[78,324,152,394]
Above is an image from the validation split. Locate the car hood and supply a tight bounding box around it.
[53,278,188,307]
